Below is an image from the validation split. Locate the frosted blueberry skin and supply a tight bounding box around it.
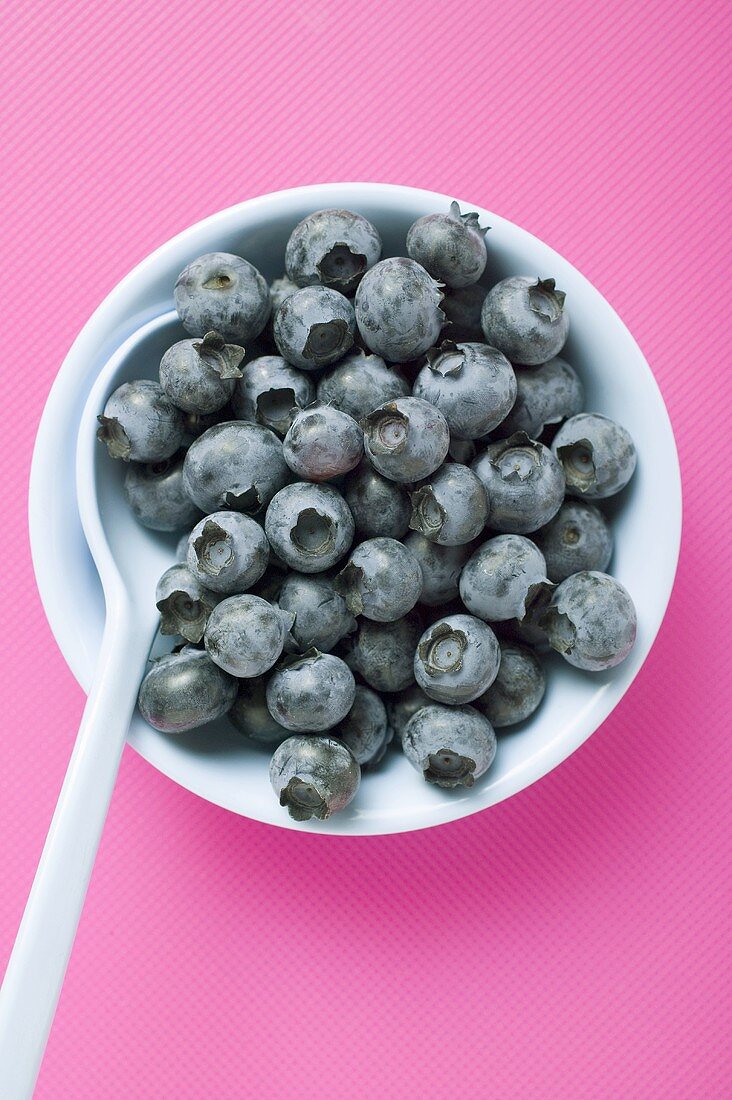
[386,684,431,741]
[441,284,488,343]
[402,704,497,788]
[406,202,488,289]
[269,275,300,314]
[335,685,392,767]
[174,252,271,342]
[97,380,185,462]
[460,534,552,622]
[472,432,566,534]
[277,571,356,652]
[474,642,546,728]
[273,285,356,370]
[552,413,637,499]
[186,511,269,595]
[231,355,315,437]
[498,356,584,438]
[283,404,364,482]
[266,651,356,732]
[481,276,569,366]
[285,208,382,296]
[182,421,290,515]
[316,349,410,421]
[204,594,292,678]
[409,463,487,546]
[413,341,517,440]
[155,563,220,644]
[541,570,637,671]
[334,537,422,622]
[265,482,355,573]
[138,648,237,734]
[159,331,245,414]
[343,461,411,540]
[341,613,422,693]
[355,257,445,362]
[414,614,500,705]
[534,500,613,583]
[269,735,360,821]
[361,397,450,484]
[228,677,289,745]
[403,532,471,607]
[124,453,203,532]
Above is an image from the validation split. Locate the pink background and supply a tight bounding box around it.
[2,1,731,1096]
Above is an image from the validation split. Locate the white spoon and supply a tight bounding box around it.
[0,312,180,1098]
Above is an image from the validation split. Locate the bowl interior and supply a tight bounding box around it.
[30,184,681,834]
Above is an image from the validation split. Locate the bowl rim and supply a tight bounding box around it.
[29,182,682,834]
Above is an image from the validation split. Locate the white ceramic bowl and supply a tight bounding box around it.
[29,184,681,834]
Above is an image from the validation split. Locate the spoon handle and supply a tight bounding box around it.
[0,605,152,1099]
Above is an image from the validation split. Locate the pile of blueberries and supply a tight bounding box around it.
[97,203,638,823]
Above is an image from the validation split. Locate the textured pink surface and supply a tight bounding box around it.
[2,1,731,1096]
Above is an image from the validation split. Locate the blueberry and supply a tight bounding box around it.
[460,535,551,622]
[335,684,391,766]
[138,647,237,733]
[481,276,569,365]
[386,684,431,741]
[155,563,220,643]
[273,286,355,370]
[474,642,545,727]
[406,201,488,288]
[228,677,288,745]
[403,532,471,607]
[534,500,613,583]
[159,330,245,414]
[341,613,422,693]
[124,452,203,532]
[97,380,184,462]
[472,432,565,533]
[552,413,637,499]
[448,437,480,465]
[441,284,488,343]
[343,461,411,540]
[180,408,227,447]
[413,341,517,439]
[269,735,360,821]
[174,252,271,342]
[361,397,450,483]
[409,463,487,546]
[285,208,382,296]
[496,616,550,652]
[402,704,496,788]
[355,257,445,361]
[334,537,422,621]
[269,275,300,314]
[316,349,410,421]
[186,511,269,595]
[182,421,290,514]
[277,571,356,652]
[283,404,363,481]
[249,559,289,604]
[265,482,355,573]
[266,651,356,731]
[498,356,584,438]
[204,594,292,677]
[231,355,315,437]
[414,614,500,705]
[542,570,637,671]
